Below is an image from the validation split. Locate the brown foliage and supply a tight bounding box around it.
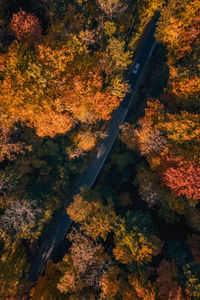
[188,235,200,264]
[156,260,183,300]
[58,228,109,293]
[0,124,31,162]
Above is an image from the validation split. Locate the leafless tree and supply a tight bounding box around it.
[139,180,161,208]
[68,228,109,289]
[97,0,128,18]
[0,199,42,234]
[79,29,96,46]
[0,124,31,162]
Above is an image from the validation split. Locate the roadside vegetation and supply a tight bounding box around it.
[30,0,200,299]
[0,0,166,298]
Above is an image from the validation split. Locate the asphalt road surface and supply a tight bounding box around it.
[28,18,157,282]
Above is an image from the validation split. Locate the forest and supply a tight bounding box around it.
[0,0,199,299]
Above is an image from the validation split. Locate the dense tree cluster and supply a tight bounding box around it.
[1,0,199,299]
[0,0,163,298]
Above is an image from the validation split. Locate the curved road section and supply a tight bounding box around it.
[29,19,157,282]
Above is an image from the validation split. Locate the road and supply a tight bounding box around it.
[28,18,157,282]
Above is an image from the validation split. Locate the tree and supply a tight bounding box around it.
[183,262,200,299]
[104,21,117,36]
[63,70,121,123]
[155,0,200,59]
[104,38,132,74]
[128,273,156,300]
[30,107,73,138]
[67,188,117,240]
[57,228,109,294]
[10,9,42,45]
[100,266,123,298]
[161,156,200,205]
[113,211,163,265]
[119,101,167,156]
[138,0,165,22]
[0,199,42,237]
[134,117,167,156]
[0,240,29,299]
[136,167,162,208]
[156,260,183,300]
[30,260,63,300]
[69,228,108,288]
[71,129,98,152]
[119,122,138,151]
[0,124,31,162]
[157,111,200,147]
[97,0,128,19]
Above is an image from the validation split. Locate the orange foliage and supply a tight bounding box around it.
[100,267,121,298]
[0,37,120,137]
[170,75,200,99]
[156,0,200,58]
[63,72,121,123]
[29,108,73,138]
[129,274,156,300]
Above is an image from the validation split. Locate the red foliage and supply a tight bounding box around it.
[10,9,42,44]
[161,156,200,202]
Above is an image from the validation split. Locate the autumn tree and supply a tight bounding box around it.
[97,0,128,19]
[155,0,200,108]
[67,188,117,240]
[156,260,183,300]
[0,124,31,162]
[157,111,200,159]
[30,260,63,300]
[10,9,42,45]
[113,211,163,265]
[138,0,165,22]
[134,117,167,156]
[0,239,29,299]
[63,70,121,123]
[119,100,167,157]
[100,266,123,298]
[161,156,200,205]
[136,167,162,208]
[57,228,109,294]
[0,199,42,238]
[155,0,200,59]
[128,272,156,300]
[104,38,132,75]
[183,262,200,299]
